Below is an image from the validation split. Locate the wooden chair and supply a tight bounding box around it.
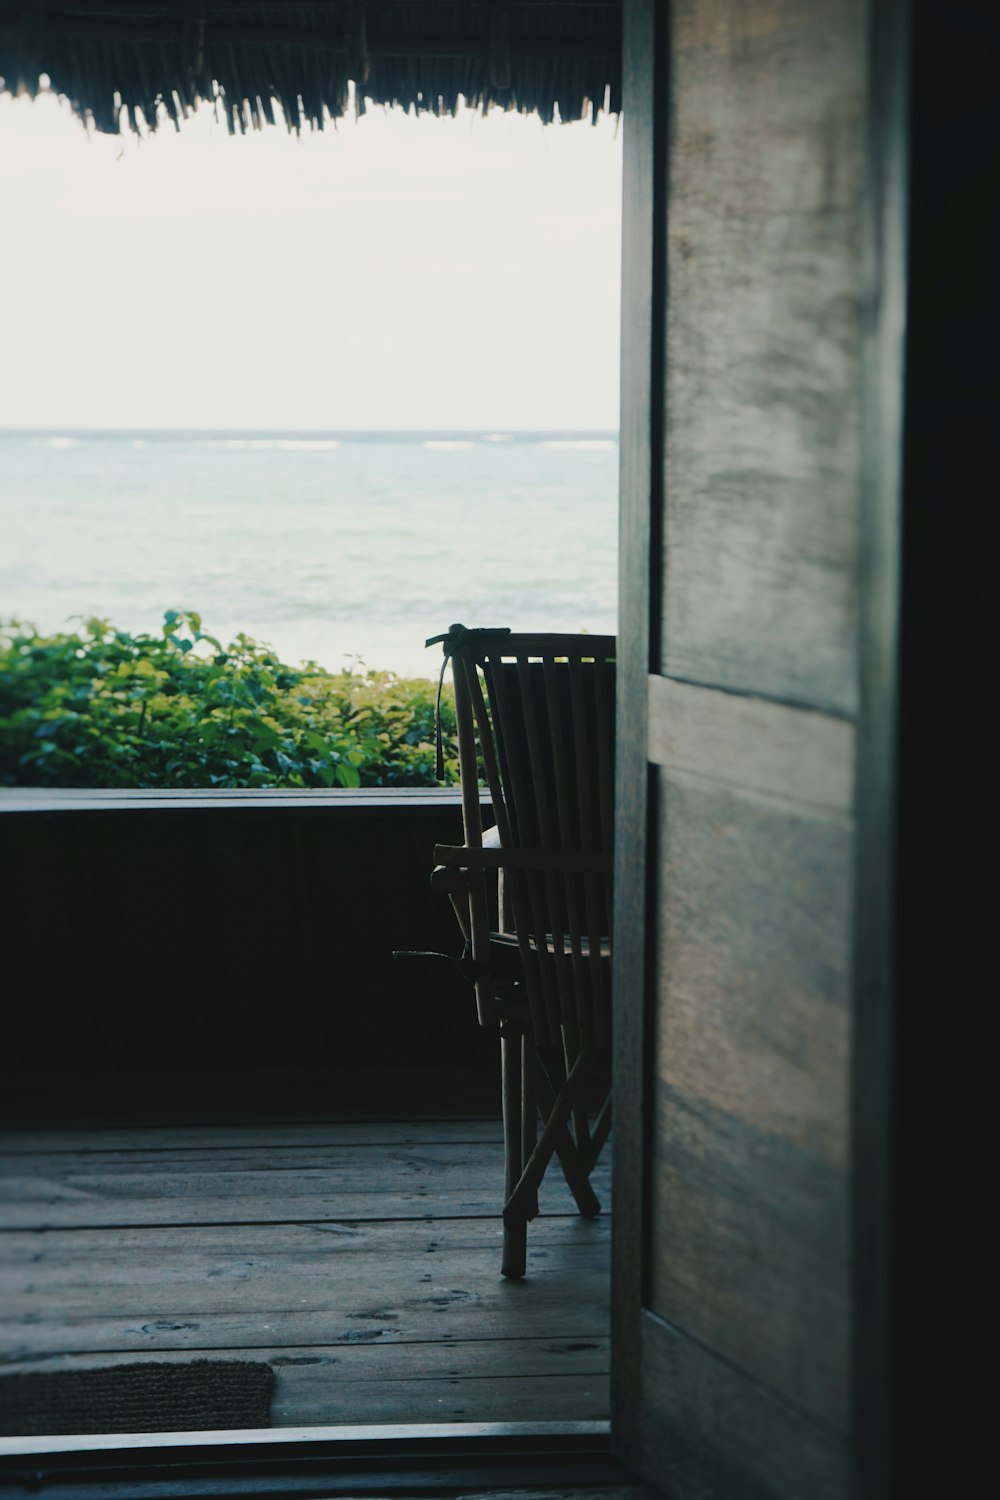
[427,624,615,1278]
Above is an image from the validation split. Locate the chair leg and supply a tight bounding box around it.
[532,1051,601,1219]
[521,1032,539,1222]
[504,1048,600,1225]
[563,1026,591,1163]
[585,1088,613,1175]
[501,1031,601,1275]
[502,1218,528,1280]
[501,1026,528,1279]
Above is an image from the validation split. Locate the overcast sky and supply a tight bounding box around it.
[0,90,622,431]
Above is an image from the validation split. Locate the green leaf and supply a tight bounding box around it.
[0,613,461,790]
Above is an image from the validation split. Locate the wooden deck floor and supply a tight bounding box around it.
[0,1116,611,1431]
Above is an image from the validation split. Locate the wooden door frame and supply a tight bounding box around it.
[851,1,909,1491]
[610,0,665,1466]
[0,1426,629,1496]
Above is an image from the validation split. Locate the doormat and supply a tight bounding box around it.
[0,1359,275,1436]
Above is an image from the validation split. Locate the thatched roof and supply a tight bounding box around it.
[0,2,622,133]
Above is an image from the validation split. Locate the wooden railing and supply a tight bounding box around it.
[1,788,499,1122]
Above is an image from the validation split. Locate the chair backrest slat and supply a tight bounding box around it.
[468,662,513,849]
[483,656,562,1041]
[485,657,536,847]
[444,628,615,1047]
[515,656,556,850]
[568,654,594,852]
[593,653,614,855]
[542,657,577,851]
[454,654,484,851]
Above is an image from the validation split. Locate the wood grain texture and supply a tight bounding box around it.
[660,0,866,714]
[0,1219,609,1360]
[639,1310,848,1500]
[616,0,897,1491]
[0,1340,611,1427]
[851,0,908,1489]
[647,675,855,813]
[0,1120,505,1155]
[649,764,851,1431]
[0,1143,611,1231]
[611,0,662,1460]
[650,1084,848,1429]
[654,769,851,1169]
[0,1119,610,1430]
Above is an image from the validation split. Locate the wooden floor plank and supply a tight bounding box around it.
[0,1116,611,1429]
[0,1150,612,1230]
[0,1336,611,1380]
[0,1119,506,1154]
[276,1371,611,1425]
[1,1144,520,1169]
[0,1337,612,1425]
[0,1181,612,1231]
[0,1279,609,1359]
[0,1218,609,1359]
[1,1214,609,1266]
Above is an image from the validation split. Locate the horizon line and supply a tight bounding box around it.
[0,424,619,436]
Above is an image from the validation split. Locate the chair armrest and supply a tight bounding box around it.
[434,844,611,874]
[431,826,502,895]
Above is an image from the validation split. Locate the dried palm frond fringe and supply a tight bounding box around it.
[0,1,622,133]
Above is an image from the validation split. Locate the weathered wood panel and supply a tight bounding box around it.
[0,1143,611,1230]
[650,1085,848,1428]
[660,0,865,714]
[652,769,851,1168]
[640,8,865,1478]
[0,1218,609,1360]
[650,763,851,1428]
[0,1117,611,1430]
[0,1120,505,1154]
[639,1312,848,1500]
[647,675,854,812]
[611,0,663,1458]
[615,0,903,1490]
[0,1339,611,1427]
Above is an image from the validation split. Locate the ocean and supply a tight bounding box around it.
[0,430,618,679]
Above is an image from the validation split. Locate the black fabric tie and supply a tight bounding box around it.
[424,624,511,781]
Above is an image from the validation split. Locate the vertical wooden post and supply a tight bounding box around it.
[611,0,665,1459]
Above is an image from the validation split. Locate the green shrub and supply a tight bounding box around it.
[0,612,458,789]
